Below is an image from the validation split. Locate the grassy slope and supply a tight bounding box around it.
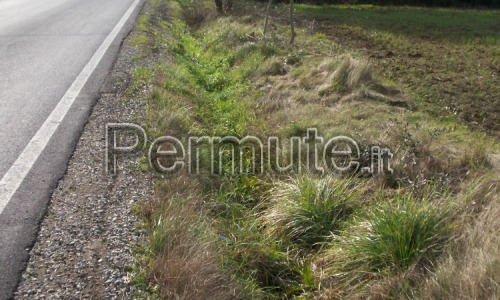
[297,4,500,136]
[128,1,500,299]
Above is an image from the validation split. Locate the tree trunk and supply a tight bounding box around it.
[215,0,223,13]
[289,0,296,44]
[264,0,273,37]
[215,0,232,14]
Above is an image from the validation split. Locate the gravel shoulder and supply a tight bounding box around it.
[14,4,155,299]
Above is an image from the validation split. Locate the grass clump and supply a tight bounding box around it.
[314,55,409,107]
[331,56,374,91]
[221,219,301,295]
[320,189,455,296]
[357,194,452,271]
[261,57,287,76]
[208,177,302,296]
[146,197,222,297]
[260,176,363,247]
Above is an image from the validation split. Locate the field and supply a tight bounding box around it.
[296,4,500,135]
[126,0,500,299]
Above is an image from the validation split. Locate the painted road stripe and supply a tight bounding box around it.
[0,0,142,215]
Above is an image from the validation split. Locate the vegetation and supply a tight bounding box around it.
[296,4,500,135]
[260,177,362,247]
[256,0,500,8]
[126,0,500,298]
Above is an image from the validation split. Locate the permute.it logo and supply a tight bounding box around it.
[105,123,393,176]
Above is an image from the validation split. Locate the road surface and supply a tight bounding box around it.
[0,0,144,298]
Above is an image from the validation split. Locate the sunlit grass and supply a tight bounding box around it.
[130,0,500,298]
[296,4,500,43]
[260,176,363,247]
[318,189,455,297]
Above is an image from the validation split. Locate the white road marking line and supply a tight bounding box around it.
[0,0,142,215]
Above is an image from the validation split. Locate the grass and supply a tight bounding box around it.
[259,176,363,247]
[125,0,500,298]
[295,4,500,136]
[162,18,259,136]
[350,192,453,271]
[296,4,500,43]
[316,189,455,297]
[138,177,247,299]
[417,176,500,299]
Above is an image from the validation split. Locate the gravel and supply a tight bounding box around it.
[14,9,155,299]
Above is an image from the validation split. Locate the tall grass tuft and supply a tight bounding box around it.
[357,193,452,271]
[259,176,362,247]
[322,189,455,295]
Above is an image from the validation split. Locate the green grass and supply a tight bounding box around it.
[130,35,149,47]
[131,66,155,90]
[296,4,500,43]
[260,176,363,247]
[129,0,500,298]
[356,193,453,271]
[209,176,303,296]
[295,4,500,135]
[320,189,456,296]
[164,20,262,136]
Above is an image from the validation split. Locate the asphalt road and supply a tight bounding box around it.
[0,0,144,298]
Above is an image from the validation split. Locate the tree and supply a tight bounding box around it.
[289,0,296,44]
[264,0,273,37]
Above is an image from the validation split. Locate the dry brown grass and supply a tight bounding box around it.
[332,56,374,90]
[178,0,215,28]
[316,56,371,91]
[289,55,409,108]
[148,218,237,300]
[418,175,500,299]
[141,177,242,299]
